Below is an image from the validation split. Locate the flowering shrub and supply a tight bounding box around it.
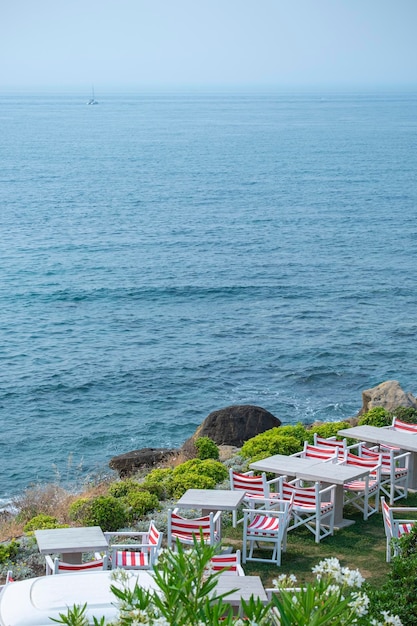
[271,558,402,626]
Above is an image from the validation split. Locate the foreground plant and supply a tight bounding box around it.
[271,557,402,626]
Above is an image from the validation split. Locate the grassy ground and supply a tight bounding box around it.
[222,492,417,589]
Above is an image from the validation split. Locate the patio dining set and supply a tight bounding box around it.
[2,416,417,624]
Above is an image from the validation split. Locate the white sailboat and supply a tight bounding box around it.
[87,85,98,105]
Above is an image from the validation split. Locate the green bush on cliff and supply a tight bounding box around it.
[124,490,160,522]
[307,420,352,442]
[392,407,417,424]
[195,436,220,460]
[142,468,174,500]
[69,495,128,531]
[0,540,19,564]
[23,514,68,534]
[173,459,227,484]
[241,425,306,461]
[358,407,392,427]
[107,478,143,499]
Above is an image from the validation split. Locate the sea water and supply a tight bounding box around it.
[1,89,417,501]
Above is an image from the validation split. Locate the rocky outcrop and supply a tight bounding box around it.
[109,448,177,478]
[359,380,417,415]
[181,404,281,458]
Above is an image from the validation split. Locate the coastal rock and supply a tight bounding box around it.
[181,404,281,457]
[359,380,417,415]
[109,447,177,478]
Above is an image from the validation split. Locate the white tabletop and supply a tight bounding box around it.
[0,570,156,626]
[215,574,268,605]
[176,489,245,511]
[249,454,320,475]
[250,454,369,485]
[338,425,417,452]
[35,526,108,555]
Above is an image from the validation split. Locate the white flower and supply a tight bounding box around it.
[348,591,370,617]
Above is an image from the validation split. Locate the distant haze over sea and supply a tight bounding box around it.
[1,89,416,499]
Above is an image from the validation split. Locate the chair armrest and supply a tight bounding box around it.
[44,555,56,575]
[212,510,222,523]
[319,484,336,497]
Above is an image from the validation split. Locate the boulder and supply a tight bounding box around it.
[109,447,177,478]
[359,380,417,415]
[181,404,281,457]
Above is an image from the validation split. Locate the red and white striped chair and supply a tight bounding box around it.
[167,508,221,548]
[209,550,245,576]
[313,435,347,458]
[391,417,417,434]
[292,442,338,462]
[242,497,293,566]
[356,444,409,504]
[229,469,280,527]
[45,553,108,575]
[278,478,335,543]
[341,452,381,520]
[106,522,163,570]
[381,496,417,562]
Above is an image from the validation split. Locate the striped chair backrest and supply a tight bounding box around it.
[313,435,346,453]
[210,551,241,574]
[170,511,213,539]
[303,444,337,461]
[280,481,318,508]
[56,559,106,573]
[344,452,380,470]
[148,521,161,547]
[381,497,392,534]
[360,447,392,472]
[392,417,417,433]
[230,470,267,498]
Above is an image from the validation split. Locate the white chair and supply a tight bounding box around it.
[105,521,163,570]
[357,444,409,504]
[278,478,335,543]
[313,435,347,458]
[209,550,245,576]
[229,469,280,527]
[45,554,108,575]
[381,496,417,562]
[341,452,381,520]
[167,508,221,548]
[242,497,293,566]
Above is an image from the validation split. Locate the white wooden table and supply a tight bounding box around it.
[0,570,156,626]
[176,489,245,516]
[338,425,417,489]
[250,454,370,528]
[35,526,108,564]
[215,574,268,607]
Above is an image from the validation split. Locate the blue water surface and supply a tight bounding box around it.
[1,89,417,500]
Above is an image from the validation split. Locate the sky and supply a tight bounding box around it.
[2,0,417,91]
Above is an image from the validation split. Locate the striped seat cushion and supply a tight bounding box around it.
[114,551,148,568]
[344,479,379,493]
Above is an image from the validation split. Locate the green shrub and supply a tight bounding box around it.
[307,421,352,443]
[23,514,68,533]
[124,490,159,521]
[107,478,143,499]
[194,437,220,460]
[0,540,19,564]
[241,429,303,460]
[171,473,216,499]
[142,468,174,500]
[392,407,417,424]
[173,459,227,483]
[358,407,392,427]
[69,495,128,531]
